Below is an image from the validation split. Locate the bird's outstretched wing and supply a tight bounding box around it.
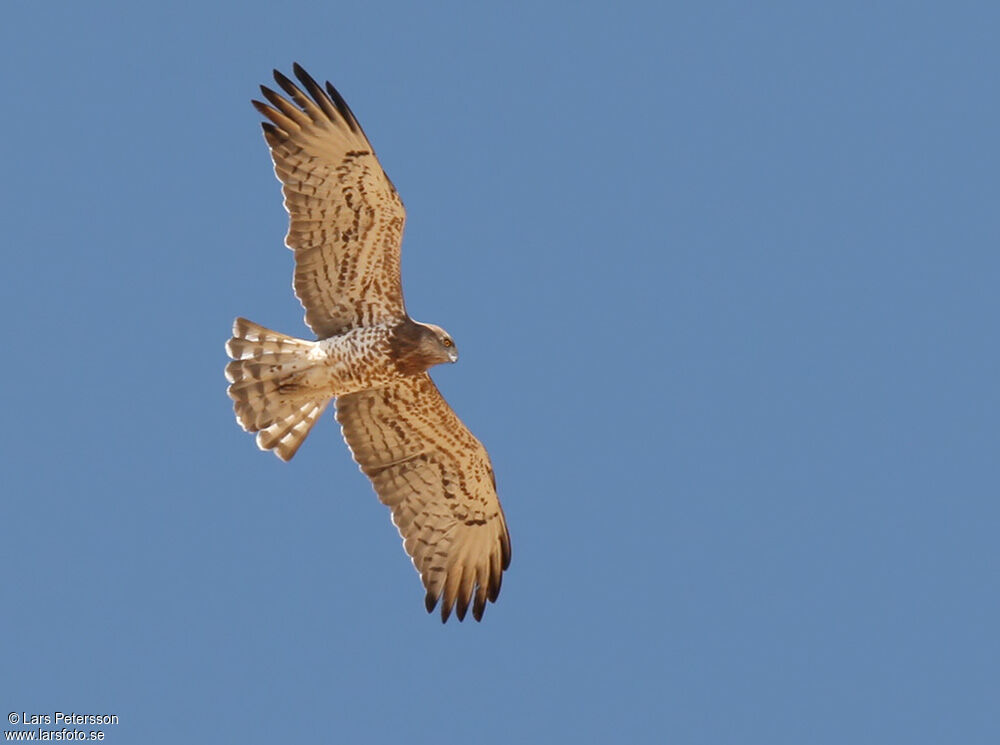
[254,64,407,337]
[336,375,512,622]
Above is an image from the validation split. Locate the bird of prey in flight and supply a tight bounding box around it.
[225,64,511,622]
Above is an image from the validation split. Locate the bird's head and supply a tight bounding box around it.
[389,319,458,375]
[420,323,459,364]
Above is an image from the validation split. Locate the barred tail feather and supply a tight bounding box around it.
[225,317,329,460]
[256,399,329,461]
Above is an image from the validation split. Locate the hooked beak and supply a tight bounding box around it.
[448,348,459,363]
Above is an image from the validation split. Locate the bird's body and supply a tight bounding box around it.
[226,317,458,456]
[225,64,510,622]
[229,319,443,406]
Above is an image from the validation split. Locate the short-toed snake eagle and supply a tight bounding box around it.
[225,64,511,622]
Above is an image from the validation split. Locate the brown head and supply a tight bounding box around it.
[389,319,458,376]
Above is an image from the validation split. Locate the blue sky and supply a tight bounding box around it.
[2,1,997,742]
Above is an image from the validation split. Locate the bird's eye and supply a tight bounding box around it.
[442,338,453,348]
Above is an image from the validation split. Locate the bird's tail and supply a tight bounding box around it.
[225,317,330,461]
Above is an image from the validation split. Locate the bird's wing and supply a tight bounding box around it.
[254,64,407,337]
[336,374,511,622]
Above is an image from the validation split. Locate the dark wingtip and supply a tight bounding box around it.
[325,80,361,133]
[473,593,486,622]
[488,570,503,603]
[424,592,438,614]
[260,122,281,146]
[292,62,320,92]
[259,85,286,111]
[273,68,298,97]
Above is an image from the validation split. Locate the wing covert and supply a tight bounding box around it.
[254,64,407,337]
[335,374,511,622]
